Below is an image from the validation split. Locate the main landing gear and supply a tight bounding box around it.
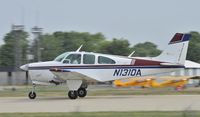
[68,87,87,99]
[68,83,88,99]
[28,84,37,99]
[68,91,78,99]
[78,88,87,97]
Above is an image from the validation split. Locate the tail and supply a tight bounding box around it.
[154,33,191,65]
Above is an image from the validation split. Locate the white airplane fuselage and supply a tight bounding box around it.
[20,33,191,100]
[22,52,183,85]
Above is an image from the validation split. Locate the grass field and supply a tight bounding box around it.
[1,85,200,97]
[0,111,200,117]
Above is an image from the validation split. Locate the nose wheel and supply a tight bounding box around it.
[28,84,37,99]
[28,91,36,99]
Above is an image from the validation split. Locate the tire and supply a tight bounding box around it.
[28,91,36,99]
[78,88,87,98]
[68,91,78,99]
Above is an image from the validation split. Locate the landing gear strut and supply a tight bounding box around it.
[28,84,37,99]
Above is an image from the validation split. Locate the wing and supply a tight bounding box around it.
[50,68,97,82]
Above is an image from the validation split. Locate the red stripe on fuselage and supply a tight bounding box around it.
[132,59,162,66]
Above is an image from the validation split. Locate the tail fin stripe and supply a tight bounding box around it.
[169,33,191,44]
[182,34,191,42]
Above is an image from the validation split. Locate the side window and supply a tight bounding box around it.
[64,54,81,64]
[83,54,95,64]
[98,56,116,64]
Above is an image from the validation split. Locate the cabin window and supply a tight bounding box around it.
[98,56,116,64]
[64,54,81,64]
[83,54,95,64]
[54,52,68,62]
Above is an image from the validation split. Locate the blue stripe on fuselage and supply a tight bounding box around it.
[29,65,185,70]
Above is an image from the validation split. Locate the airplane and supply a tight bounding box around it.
[20,33,191,99]
[114,76,189,90]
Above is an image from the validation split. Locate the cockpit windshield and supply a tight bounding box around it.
[54,52,69,62]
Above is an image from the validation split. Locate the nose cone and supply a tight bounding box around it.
[20,64,29,71]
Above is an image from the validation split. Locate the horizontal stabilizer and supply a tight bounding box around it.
[160,62,182,66]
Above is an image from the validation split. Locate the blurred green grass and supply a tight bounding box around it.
[0,111,200,117]
[0,85,200,97]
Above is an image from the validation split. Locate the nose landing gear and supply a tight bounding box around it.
[28,84,37,99]
[28,91,36,99]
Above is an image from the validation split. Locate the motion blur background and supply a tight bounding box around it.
[0,0,200,85]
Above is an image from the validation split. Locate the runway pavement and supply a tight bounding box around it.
[0,95,200,113]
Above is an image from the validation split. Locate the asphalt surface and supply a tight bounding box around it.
[0,95,200,113]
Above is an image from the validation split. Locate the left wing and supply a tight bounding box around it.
[50,68,97,81]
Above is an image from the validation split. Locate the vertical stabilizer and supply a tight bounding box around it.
[153,33,191,65]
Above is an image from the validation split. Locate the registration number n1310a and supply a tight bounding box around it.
[113,69,141,76]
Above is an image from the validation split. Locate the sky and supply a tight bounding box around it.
[0,0,200,49]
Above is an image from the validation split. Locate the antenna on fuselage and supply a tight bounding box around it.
[128,51,135,57]
[76,45,83,52]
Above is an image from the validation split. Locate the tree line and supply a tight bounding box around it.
[0,30,200,67]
